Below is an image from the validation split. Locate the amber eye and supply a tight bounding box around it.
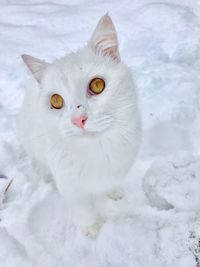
[50,94,63,109]
[89,78,105,95]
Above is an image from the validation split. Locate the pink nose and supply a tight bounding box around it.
[71,115,88,128]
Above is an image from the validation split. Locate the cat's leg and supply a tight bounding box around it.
[83,190,124,237]
[92,188,125,222]
[73,188,124,238]
[81,189,124,237]
[53,170,106,238]
[52,172,102,237]
[71,197,104,238]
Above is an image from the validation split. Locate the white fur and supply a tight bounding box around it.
[17,15,141,236]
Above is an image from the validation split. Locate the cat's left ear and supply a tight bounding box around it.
[21,54,49,83]
[89,14,120,61]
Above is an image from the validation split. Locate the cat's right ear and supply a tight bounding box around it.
[21,54,49,83]
[89,14,120,61]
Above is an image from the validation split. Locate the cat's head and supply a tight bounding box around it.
[21,15,138,140]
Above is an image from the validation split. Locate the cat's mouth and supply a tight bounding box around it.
[74,127,99,137]
[83,116,112,135]
[69,126,108,138]
[62,125,96,138]
[84,130,96,137]
[83,124,111,136]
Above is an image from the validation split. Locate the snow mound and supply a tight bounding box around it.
[143,155,200,211]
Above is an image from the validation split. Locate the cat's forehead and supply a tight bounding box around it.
[45,49,106,89]
[54,48,117,80]
[42,47,126,97]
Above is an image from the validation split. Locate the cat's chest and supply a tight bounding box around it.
[49,141,114,176]
[46,139,128,193]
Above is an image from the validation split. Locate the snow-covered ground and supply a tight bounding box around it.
[1,0,200,266]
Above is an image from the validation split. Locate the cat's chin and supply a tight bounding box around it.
[83,126,111,137]
[63,123,111,138]
[73,129,103,138]
[63,127,109,139]
[60,127,98,139]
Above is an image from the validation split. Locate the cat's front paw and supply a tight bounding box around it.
[83,220,104,239]
[107,189,124,201]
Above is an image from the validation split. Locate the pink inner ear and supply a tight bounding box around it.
[103,45,119,60]
[21,54,49,83]
[89,14,120,61]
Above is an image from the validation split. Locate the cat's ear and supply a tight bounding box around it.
[89,14,120,61]
[21,54,49,83]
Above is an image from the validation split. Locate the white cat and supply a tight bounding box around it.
[17,15,141,237]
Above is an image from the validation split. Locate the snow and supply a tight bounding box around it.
[0,0,200,266]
